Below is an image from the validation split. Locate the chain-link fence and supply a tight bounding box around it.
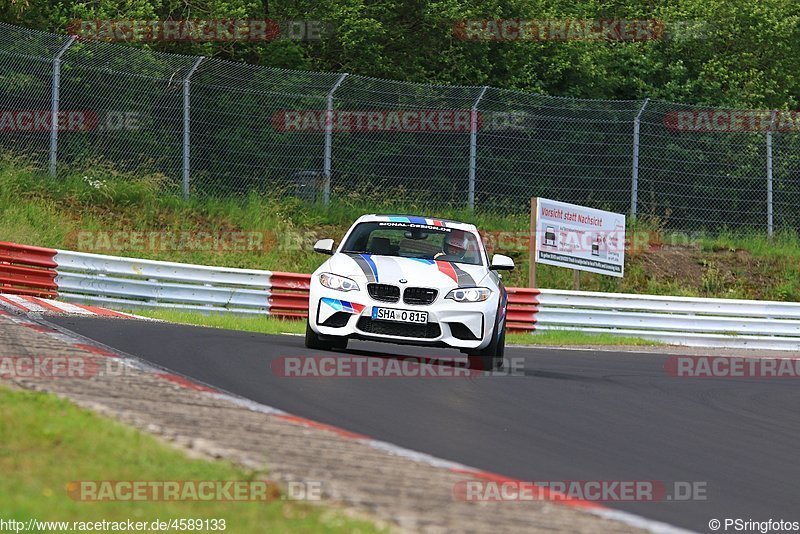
[1,21,798,233]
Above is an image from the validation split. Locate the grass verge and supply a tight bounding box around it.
[2,156,799,300]
[132,309,305,335]
[129,309,658,346]
[0,385,380,532]
[508,330,661,346]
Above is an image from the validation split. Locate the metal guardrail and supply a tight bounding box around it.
[4,241,800,348]
[537,289,800,350]
[53,249,539,327]
[54,249,309,317]
[0,241,540,329]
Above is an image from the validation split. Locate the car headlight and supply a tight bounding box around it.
[445,287,491,302]
[319,273,359,292]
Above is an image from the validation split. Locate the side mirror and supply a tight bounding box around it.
[490,254,514,271]
[313,238,335,255]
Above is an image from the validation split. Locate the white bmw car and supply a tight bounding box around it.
[305,214,515,370]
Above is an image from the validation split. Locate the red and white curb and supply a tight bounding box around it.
[0,293,136,318]
[0,304,688,534]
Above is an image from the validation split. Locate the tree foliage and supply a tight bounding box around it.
[2,0,798,107]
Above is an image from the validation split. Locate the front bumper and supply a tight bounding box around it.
[308,282,498,350]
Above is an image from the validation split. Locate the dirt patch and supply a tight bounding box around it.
[633,246,786,299]
[637,247,705,285]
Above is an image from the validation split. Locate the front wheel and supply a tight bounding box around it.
[468,320,505,371]
[305,322,348,350]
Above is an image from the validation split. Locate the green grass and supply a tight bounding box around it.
[130,309,657,346]
[508,330,662,346]
[697,231,800,301]
[2,155,800,300]
[0,156,528,282]
[0,386,380,532]
[132,309,306,335]
[700,230,800,259]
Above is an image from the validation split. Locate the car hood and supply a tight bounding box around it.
[324,253,489,289]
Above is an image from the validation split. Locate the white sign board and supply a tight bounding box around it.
[535,198,625,277]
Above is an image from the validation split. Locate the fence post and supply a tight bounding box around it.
[631,97,649,221]
[323,73,349,206]
[182,56,204,201]
[767,110,777,237]
[469,86,489,211]
[49,36,75,177]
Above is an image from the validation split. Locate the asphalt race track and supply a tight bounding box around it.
[48,316,800,532]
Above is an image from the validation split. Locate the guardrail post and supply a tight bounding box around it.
[49,37,75,177]
[468,86,489,210]
[182,56,205,201]
[767,110,777,238]
[631,98,649,221]
[323,73,349,206]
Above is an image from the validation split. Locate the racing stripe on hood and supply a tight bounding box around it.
[451,263,476,286]
[375,256,405,282]
[436,260,476,286]
[348,253,378,283]
[435,260,458,284]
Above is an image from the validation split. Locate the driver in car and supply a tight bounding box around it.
[435,231,472,262]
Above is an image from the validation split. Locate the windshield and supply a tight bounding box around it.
[340,221,484,266]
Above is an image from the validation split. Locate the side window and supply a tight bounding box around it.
[463,233,481,264]
[367,230,399,255]
[367,230,398,245]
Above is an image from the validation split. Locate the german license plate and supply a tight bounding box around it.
[372,307,428,324]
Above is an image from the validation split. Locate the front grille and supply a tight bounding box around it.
[320,312,351,328]
[356,317,441,339]
[368,283,400,302]
[403,287,438,305]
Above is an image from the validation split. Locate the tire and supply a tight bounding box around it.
[330,336,348,350]
[305,321,348,350]
[468,318,505,371]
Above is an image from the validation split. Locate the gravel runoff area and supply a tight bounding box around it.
[0,308,661,534]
